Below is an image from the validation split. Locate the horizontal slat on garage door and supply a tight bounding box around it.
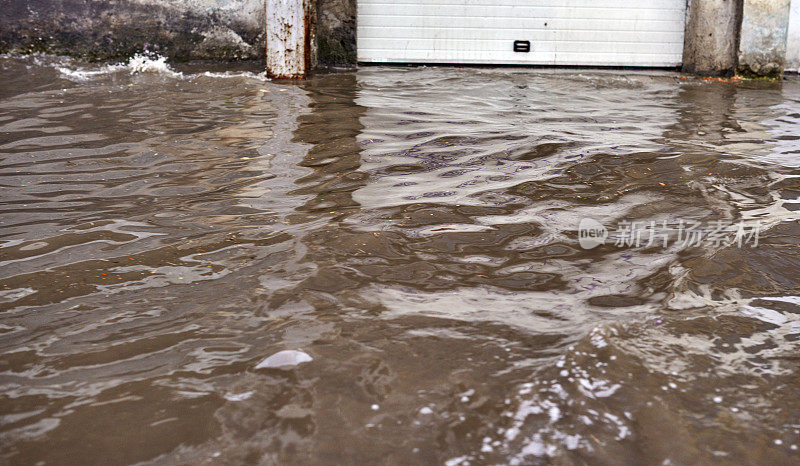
[358,0,686,66]
[360,5,684,19]
[360,18,685,32]
[360,28,684,43]
[361,0,682,6]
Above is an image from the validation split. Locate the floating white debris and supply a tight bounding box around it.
[419,406,433,415]
[371,404,380,410]
[255,350,312,369]
[713,396,723,403]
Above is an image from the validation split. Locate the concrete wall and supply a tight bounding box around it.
[0,0,794,75]
[0,0,358,66]
[738,0,791,75]
[787,0,800,72]
[0,0,266,60]
[312,0,356,67]
[682,0,743,76]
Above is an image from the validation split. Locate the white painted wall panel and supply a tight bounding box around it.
[358,0,686,66]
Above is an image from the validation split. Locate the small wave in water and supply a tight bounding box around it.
[50,53,268,82]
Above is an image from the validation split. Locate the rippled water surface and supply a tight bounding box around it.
[2,55,800,464]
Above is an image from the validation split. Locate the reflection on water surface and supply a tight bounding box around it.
[2,55,800,464]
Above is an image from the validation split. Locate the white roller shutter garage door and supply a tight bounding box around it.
[357,0,686,67]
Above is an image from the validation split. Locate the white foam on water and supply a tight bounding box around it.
[56,63,125,80]
[200,70,269,82]
[444,455,471,466]
[57,54,180,81]
[53,53,268,82]
[126,54,182,77]
[224,391,254,402]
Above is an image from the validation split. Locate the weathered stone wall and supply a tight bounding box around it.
[0,0,265,60]
[682,0,743,76]
[312,0,356,68]
[0,0,357,66]
[738,0,791,76]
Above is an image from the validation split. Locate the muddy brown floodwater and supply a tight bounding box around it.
[2,54,800,465]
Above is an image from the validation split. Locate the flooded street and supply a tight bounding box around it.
[2,55,800,464]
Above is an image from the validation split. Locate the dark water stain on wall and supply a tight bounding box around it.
[0,0,266,61]
[312,0,357,67]
[0,0,359,67]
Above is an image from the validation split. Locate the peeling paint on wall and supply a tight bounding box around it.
[266,0,310,78]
